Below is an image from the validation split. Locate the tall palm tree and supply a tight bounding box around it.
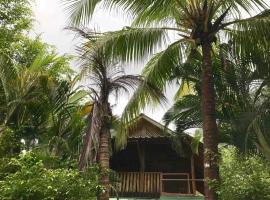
[72,28,164,200]
[164,42,270,158]
[64,1,270,199]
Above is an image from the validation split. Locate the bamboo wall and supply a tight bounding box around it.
[111,172,161,198]
[111,172,202,198]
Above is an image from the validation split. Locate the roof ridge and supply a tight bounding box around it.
[138,113,174,133]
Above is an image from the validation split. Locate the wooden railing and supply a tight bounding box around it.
[111,172,204,198]
[111,172,161,197]
[161,173,191,195]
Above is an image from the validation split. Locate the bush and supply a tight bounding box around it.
[0,128,21,158]
[0,152,100,200]
[219,147,270,200]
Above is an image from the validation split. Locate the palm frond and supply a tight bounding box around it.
[142,39,192,91]
[116,80,166,148]
[225,9,270,56]
[174,80,196,100]
[110,74,143,97]
[63,0,102,25]
[163,95,201,132]
[191,129,203,155]
[217,0,268,17]
[130,0,179,27]
[249,115,270,160]
[97,27,168,63]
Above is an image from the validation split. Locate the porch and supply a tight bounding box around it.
[110,114,204,198]
[111,172,204,198]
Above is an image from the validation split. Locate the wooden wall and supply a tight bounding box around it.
[110,137,204,196]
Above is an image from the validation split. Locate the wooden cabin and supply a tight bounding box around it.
[110,114,204,198]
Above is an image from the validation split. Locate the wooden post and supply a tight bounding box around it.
[160,173,163,195]
[191,155,197,195]
[137,141,145,172]
[187,174,191,194]
[137,141,145,193]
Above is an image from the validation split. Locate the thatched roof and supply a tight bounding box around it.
[126,114,203,153]
[127,113,173,139]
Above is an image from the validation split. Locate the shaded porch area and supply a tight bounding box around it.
[111,172,204,198]
[110,114,204,198]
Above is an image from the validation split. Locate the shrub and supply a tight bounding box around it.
[0,128,21,158]
[219,147,270,200]
[0,152,100,200]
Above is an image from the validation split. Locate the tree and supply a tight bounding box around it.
[0,48,82,157]
[163,42,270,159]
[64,1,270,199]
[0,0,86,161]
[0,151,100,200]
[71,27,164,200]
[219,147,270,200]
[0,0,32,55]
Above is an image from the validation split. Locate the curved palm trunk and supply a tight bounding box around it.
[78,103,101,171]
[201,42,219,200]
[78,113,93,171]
[79,101,111,200]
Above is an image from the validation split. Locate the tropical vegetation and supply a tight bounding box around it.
[71,27,163,200]
[64,0,270,199]
[0,0,270,200]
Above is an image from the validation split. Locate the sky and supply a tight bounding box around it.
[31,0,172,123]
[32,0,128,56]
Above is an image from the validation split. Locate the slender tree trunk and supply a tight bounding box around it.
[201,42,219,200]
[98,113,111,200]
[97,100,111,200]
[78,103,101,171]
[78,113,93,171]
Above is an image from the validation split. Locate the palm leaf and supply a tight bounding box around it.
[225,9,270,56]
[142,39,192,90]
[63,0,102,25]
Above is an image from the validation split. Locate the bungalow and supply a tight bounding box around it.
[110,114,204,199]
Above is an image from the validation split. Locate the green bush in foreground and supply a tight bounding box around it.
[219,147,270,200]
[0,152,100,200]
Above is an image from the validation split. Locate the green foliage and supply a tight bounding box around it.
[0,128,21,158]
[162,43,270,158]
[64,1,270,152]
[218,147,270,200]
[0,35,85,159]
[0,53,84,156]
[11,36,49,67]
[0,0,32,55]
[0,0,87,164]
[0,152,100,200]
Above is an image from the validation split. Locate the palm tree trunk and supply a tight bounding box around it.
[201,42,219,200]
[78,103,101,171]
[78,113,93,171]
[98,116,111,200]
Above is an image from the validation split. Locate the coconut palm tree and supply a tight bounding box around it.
[64,1,270,199]
[72,28,164,200]
[0,51,85,152]
[164,42,270,159]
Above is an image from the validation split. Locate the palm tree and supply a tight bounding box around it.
[72,28,164,200]
[63,1,270,199]
[44,77,88,158]
[164,41,270,159]
[0,51,82,154]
